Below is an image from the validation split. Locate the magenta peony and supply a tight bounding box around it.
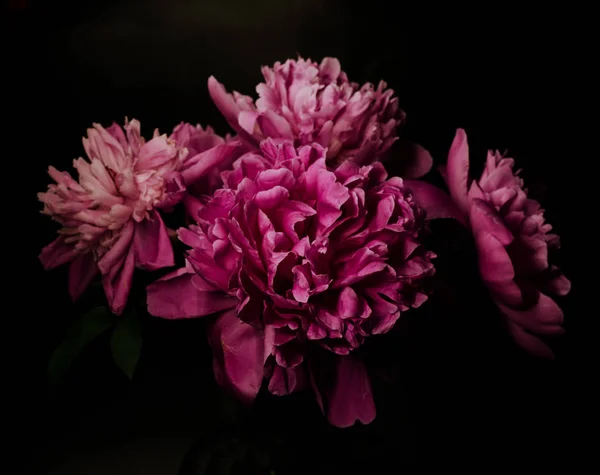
[39,119,240,315]
[148,139,435,426]
[414,129,570,358]
[208,57,404,167]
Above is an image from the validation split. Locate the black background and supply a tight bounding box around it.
[6,0,588,473]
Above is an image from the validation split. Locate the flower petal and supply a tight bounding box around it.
[68,252,98,302]
[544,274,571,297]
[469,198,514,246]
[136,135,177,171]
[404,180,466,224]
[133,210,174,271]
[147,267,235,319]
[180,143,241,184]
[394,141,433,179]
[254,186,290,209]
[505,321,556,359]
[256,110,295,139]
[39,236,78,270]
[268,364,306,396]
[183,193,204,222]
[311,355,376,428]
[474,231,515,284]
[156,171,186,211]
[486,279,524,307]
[497,293,564,333]
[208,309,267,404]
[238,110,260,135]
[97,220,135,275]
[102,246,135,316]
[337,287,360,319]
[446,128,470,214]
[291,265,311,303]
[208,76,258,145]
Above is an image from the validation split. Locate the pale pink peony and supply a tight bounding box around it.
[148,139,434,426]
[39,119,239,315]
[208,57,404,167]
[412,129,570,358]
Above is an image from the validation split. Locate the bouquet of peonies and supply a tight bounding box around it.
[39,57,570,428]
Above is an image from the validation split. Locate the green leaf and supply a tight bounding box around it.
[110,310,142,379]
[48,306,115,385]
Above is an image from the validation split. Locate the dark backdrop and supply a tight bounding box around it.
[6,0,586,473]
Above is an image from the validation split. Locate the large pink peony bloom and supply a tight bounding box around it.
[412,129,570,358]
[148,139,434,426]
[39,119,240,315]
[208,57,404,167]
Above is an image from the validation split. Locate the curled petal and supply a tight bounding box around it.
[208,76,243,130]
[254,186,290,209]
[39,236,78,270]
[446,128,470,214]
[545,274,571,297]
[208,76,258,145]
[156,172,186,211]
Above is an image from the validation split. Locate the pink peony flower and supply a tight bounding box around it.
[411,129,570,358]
[168,122,244,220]
[39,119,239,315]
[148,139,435,426]
[208,57,405,167]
